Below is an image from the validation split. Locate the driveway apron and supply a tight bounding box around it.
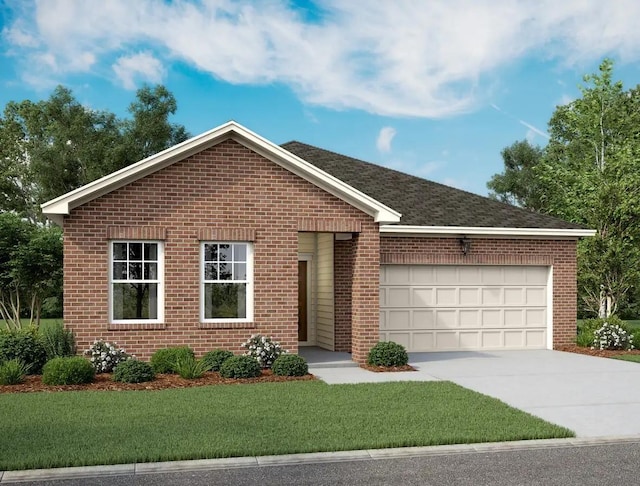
[409,350,640,438]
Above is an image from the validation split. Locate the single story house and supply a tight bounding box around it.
[41,121,594,363]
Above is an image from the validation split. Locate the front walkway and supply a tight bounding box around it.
[303,348,640,438]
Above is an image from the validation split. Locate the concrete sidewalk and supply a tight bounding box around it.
[310,349,640,438]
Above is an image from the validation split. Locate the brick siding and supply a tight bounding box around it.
[64,139,378,360]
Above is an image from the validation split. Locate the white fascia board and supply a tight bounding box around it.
[379,225,596,238]
[41,121,401,225]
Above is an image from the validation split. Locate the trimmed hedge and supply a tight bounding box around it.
[150,347,195,374]
[42,357,95,385]
[272,354,308,377]
[219,355,261,379]
[367,341,409,367]
[113,360,155,383]
[201,349,234,372]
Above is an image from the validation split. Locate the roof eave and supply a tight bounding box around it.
[380,225,596,238]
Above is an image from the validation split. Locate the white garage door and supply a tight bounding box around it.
[380,265,549,351]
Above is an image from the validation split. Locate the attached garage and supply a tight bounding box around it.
[380,264,551,352]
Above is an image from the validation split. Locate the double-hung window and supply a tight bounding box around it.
[110,241,164,323]
[201,242,253,321]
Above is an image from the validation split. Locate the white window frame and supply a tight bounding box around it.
[109,240,164,325]
[200,242,254,323]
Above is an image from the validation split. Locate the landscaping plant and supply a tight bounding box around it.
[42,357,95,385]
[0,327,47,374]
[174,356,208,379]
[241,334,286,368]
[219,355,261,378]
[40,321,76,360]
[85,340,131,373]
[150,346,195,374]
[201,349,234,372]
[592,321,635,350]
[113,360,155,383]
[0,358,30,385]
[367,341,409,367]
[272,354,308,377]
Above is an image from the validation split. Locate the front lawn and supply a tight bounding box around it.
[0,381,573,471]
[611,354,640,363]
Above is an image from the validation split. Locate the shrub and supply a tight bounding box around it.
[113,360,155,383]
[367,341,409,367]
[150,346,195,374]
[577,317,624,348]
[201,349,234,372]
[175,356,208,379]
[272,354,308,377]
[40,321,76,360]
[241,334,286,368]
[0,359,30,385]
[42,357,95,385]
[0,327,47,374]
[85,340,131,373]
[593,321,634,350]
[219,355,261,379]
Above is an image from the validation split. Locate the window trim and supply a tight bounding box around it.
[109,240,165,325]
[200,241,254,323]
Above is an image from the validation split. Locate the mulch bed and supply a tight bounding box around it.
[557,344,640,358]
[360,364,416,372]
[0,370,315,394]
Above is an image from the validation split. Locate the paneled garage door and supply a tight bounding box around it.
[380,265,549,351]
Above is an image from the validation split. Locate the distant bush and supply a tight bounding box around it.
[85,340,131,373]
[367,341,409,367]
[0,359,29,385]
[150,346,195,374]
[241,334,286,368]
[219,355,261,379]
[42,357,95,385]
[272,354,308,377]
[113,360,155,384]
[40,321,76,360]
[0,327,47,374]
[201,349,234,372]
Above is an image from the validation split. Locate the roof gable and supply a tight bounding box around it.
[41,121,401,226]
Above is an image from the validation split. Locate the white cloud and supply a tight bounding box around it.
[376,127,396,153]
[5,0,640,116]
[113,52,165,90]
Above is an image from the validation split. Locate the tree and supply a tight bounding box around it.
[487,140,547,211]
[488,59,640,317]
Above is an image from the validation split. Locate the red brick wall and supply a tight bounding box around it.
[63,139,378,360]
[380,236,578,347]
[334,239,353,352]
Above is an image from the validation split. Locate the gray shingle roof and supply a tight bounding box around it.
[281,141,583,229]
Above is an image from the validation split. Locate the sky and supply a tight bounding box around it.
[2,0,640,196]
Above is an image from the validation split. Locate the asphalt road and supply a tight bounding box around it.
[10,441,640,486]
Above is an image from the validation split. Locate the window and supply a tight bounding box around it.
[110,241,164,323]
[201,242,253,321]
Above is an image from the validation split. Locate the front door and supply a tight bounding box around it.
[298,260,308,341]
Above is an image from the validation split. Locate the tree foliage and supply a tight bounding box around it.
[488,59,640,317]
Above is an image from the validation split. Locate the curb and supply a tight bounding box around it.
[2,435,640,483]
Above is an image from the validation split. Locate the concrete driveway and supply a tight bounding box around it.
[307,349,640,438]
[409,350,640,438]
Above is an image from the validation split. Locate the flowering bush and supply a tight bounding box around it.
[592,322,635,351]
[85,340,132,373]
[241,334,286,368]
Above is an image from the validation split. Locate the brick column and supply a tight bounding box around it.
[350,223,380,363]
[334,238,354,352]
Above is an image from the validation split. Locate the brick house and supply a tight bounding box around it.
[42,121,594,363]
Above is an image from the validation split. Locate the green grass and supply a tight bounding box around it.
[0,381,573,471]
[1,318,61,331]
[610,354,640,363]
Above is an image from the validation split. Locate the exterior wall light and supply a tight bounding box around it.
[459,236,471,255]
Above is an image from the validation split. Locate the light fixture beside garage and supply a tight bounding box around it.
[459,236,472,255]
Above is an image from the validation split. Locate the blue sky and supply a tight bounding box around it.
[2,1,640,196]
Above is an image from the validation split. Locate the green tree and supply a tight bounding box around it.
[487,140,547,211]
